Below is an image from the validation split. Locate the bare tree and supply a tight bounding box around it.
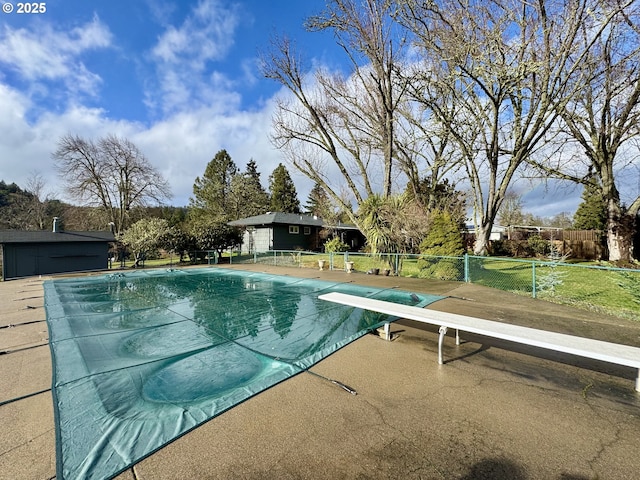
[398,0,620,255]
[262,0,415,227]
[25,171,50,230]
[529,2,640,261]
[52,134,172,234]
[497,191,526,228]
[395,72,467,212]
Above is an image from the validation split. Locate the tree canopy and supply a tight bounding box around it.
[52,134,171,235]
[268,163,300,213]
[119,218,170,267]
[263,0,639,260]
[573,183,607,231]
[189,149,238,223]
[228,159,270,219]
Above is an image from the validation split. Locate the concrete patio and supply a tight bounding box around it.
[2,264,640,479]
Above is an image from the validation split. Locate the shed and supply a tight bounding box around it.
[0,229,115,280]
[229,212,364,253]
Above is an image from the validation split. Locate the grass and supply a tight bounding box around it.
[465,257,640,321]
[327,254,640,321]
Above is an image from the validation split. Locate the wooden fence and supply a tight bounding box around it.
[562,230,603,242]
[558,230,605,260]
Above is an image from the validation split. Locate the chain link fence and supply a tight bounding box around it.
[232,250,640,321]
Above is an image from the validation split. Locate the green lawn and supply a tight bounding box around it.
[465,258,640,321]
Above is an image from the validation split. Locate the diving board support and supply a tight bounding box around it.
[437,327,460,364]
[438,326,447,365]
[318,291,640,392]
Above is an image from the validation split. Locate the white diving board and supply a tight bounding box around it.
[318,292,640,392]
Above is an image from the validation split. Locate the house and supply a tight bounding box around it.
[0,219,115,279]
[228,212,364,253]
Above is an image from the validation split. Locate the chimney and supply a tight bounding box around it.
[52,217,59,233]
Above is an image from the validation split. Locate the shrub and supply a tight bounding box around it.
[527,235,549,257]
[417,211,465,280]
[417,257,464,281]
[324,236,350,253]
[418,210,465,257]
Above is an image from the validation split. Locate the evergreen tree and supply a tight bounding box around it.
[0,180,40,230]
[417,210,465,280]
[189,149,238,223]
[228,159,270,219]
[573,182,607,230]
[419,210,465,257]
[305,183,332,217]
[268,163,300,213]
[407,177,467,226]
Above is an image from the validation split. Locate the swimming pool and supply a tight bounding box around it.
[44,267,444,480]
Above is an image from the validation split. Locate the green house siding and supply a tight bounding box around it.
[272,225,313,251]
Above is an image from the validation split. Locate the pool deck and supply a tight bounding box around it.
[2,263,640,479]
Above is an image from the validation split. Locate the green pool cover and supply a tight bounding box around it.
[44,268,443,480]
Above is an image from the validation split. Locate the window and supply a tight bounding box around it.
[303,226,311,235]
[289,225,299,234]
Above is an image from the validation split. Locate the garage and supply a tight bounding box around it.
[0,229,115,280]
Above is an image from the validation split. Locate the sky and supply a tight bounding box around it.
[0,0,596,218]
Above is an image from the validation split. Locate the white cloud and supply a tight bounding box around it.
[133,101,288,206]
[0,81,294,207]
[0,84,137,199]
[0,1,303,209]
[147,0,243,114]
[0,15,112,98]
[151,1,238,65]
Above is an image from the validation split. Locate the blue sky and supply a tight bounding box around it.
[0,0,339,207]
[0,0,591,216]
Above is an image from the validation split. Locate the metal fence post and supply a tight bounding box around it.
[464,254,469,282]
[532,261,537,298]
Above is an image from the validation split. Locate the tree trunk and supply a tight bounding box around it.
[473,223,491,256]
[606,200,635,262]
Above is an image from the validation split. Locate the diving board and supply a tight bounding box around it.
[318,292,640,392]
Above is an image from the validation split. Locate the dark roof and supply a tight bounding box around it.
[0,230,115,244]
[229,212,362,231]
[229,212,325,227]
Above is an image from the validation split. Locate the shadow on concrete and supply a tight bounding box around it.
[393,319,640,408]
[459,459,592,480]
[459,458,526,480]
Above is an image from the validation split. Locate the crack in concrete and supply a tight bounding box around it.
[0,427,55,458]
